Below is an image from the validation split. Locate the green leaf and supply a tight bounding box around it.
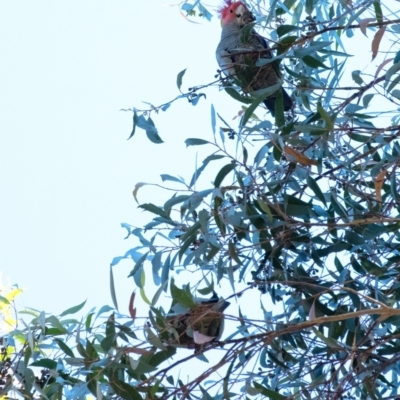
[255,197,273,222]
[46,315,67,332]
[206,244,220,262]
[181,3,195,12]
[141,347,176,370]
[44,327,67,336]
[139,203,170,219]
[144,326,167,350]
[30,359,58,369]
[161,254,171,286]
[214,163,236,187]
[128,110,138,140]
[345,231,365,246]
[277,36,298,53]
[189,154,225,188]
[352,70,364,85]
[86,373,97,397]
[387,74,400,93]
[276,0,296,15]
[307,175,326,206]
[214,198,226,237]
[228,241,242,265]
[85,312,94,332]
[176,68,187,91]
[211,104,216,134]
[385,62,400,85]
[391,173,400,202]
[170,278,196,308]
[362,93,374,108]
[136,272,148,297]
[145,117,164,144]
[179,232,197,261]
[360,257,384,275]
[224,87,253,104]
[197,280,214,296]
[394,50,400,64]
[185,138,210,147]
[151,251,163,286]
[64,357,85,366]
[319,49,352,57]
[276,24,299,37]
[254,144,269,167]
[160,174,184,184]
[302,55,330,69]
[312,328,344,349]
[317,102,334,131]
[110,265,118,310]
[200,386,215,400]
[164,194,191,214]
[346,131,369,142]
[180,220,201,242]
[152,281,168,306]
[242,146,248,165]
[86,339,99,359]
[253,382,287,400]
[305,0,314,14]
[110,378,142,400]
[136,115,163,143]
[373,1,383,26]
[128,252,149,279]
[198,209,209,231]
[392,89,400,100]
[330,193,348,220]
[252,80,283,99]
[240,22,257,43]
[59,300,86,317]
[240,95,266,126]
[294,41,332,57]
[101,314,116,351]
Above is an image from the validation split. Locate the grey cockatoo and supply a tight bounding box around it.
[154,292,230,348]
[216,0,292,116]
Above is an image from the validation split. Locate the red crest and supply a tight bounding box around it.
[218,1,248,20]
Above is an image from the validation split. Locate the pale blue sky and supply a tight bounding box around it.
[0,1,235,314]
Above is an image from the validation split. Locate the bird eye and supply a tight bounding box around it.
[229,9,233,13]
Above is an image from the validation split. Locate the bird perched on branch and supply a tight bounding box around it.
[216,0,293,116]
[155,293,230,348]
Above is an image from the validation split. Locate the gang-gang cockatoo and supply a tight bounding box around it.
[216,0,293,116]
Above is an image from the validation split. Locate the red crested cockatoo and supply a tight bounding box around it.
[216,0,293,116]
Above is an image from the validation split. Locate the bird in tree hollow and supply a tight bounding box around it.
[216,0,293,116]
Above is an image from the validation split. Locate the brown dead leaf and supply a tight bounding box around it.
[233,109,244,120]
[359,18,376,37]
[283,145,317,166]
[129,291,136,320]
[132,182,148,203]
[118,346,153,355]
[309,299,317,321]
[221,186,241,192]
[371,26,386,60]
[374,169,387,203]
[375,58,394,79]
